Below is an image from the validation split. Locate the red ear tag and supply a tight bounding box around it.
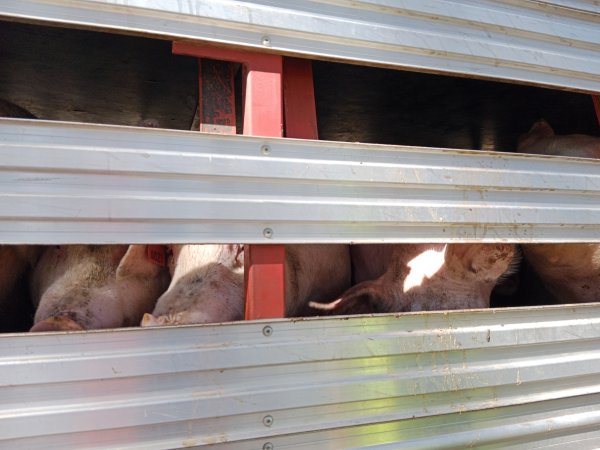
[147,245,166,266]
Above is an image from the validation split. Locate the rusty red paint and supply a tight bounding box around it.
[283,57,319,140]
[198,59,236,134]
[243,244,286,319]
[173,42,287,319]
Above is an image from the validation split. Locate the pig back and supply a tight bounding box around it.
[285,244,351,317]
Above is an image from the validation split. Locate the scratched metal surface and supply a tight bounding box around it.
[2,304,600,448]
[1,1,600,92]
[1,118,600,244]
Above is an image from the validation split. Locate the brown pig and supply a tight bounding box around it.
[518,120,600,303]
[310,243,518,314]
[30,245,170,331]
[141,244,351,326]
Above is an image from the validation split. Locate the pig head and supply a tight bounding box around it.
[310,243,518,314]
[141,244,351,326]
[30,245,170,331]
[518,120,600,303]
[141,244,245,326]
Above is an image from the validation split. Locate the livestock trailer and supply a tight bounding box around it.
[1,1,600,448]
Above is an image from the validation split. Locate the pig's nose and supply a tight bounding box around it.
[30,316,84,332]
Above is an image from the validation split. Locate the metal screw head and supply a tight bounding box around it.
[261,145,270,155]
[262,325,273,337]
[263,415,274,427]
[263,228,273,239]
[262,35,271,46]
[263,443,274,450]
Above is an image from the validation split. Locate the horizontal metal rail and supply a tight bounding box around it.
[2,303,600,449]
[1,118,600,244]
[1,1,600,92]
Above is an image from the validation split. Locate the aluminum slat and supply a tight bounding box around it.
[0,1,599,92]
[2,304,600,448]
[1,118,599,244]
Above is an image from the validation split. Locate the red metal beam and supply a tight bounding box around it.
[173,42,286,319]
[283,57,319,140]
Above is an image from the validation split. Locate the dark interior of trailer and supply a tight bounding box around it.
[0,21,598,332]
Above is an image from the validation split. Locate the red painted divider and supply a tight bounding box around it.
[173,44,319,319]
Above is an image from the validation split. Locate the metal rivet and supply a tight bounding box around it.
[261,145,270,155]
[263,325,273,337]
[263,443,274,450]
[262,36,271,46]
[263,228,273,238]
[263,415,274,427]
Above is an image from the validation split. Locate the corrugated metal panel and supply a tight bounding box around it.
[1,1,600,92]
[1,303,600,449]
[1,118,599,244]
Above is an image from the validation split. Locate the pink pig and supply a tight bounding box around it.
[311,243,518,314]
[518,120,600,303]
[30,245,169,331]
[141,244,351,326]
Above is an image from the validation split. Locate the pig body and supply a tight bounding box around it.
[30,245,170,331]
[311,243,517,314]
[518,120,600,303]
[517,119,600,159]
[142,244,245,326]
[142,244,351,326]
[284,244,352,317]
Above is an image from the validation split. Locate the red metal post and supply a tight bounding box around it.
[283,57,319,140]
[173,42,287,319]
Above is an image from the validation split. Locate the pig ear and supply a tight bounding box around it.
[309,280,389,315]
[529,119,554,137]
[140,313,160,327]
[518,119,555,150]
[116,245,144,277]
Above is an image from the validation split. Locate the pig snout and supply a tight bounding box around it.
[30,316,84,332]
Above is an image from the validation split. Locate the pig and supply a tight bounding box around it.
[140,244,244,326]
[310,243,518,314]
[517,119,600,159]
[141,244,351,326]
[284,245,351,317]
[30,245,170,331]
[517,120,600,303]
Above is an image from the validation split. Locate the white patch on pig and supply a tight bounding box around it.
[403,245,446,293]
